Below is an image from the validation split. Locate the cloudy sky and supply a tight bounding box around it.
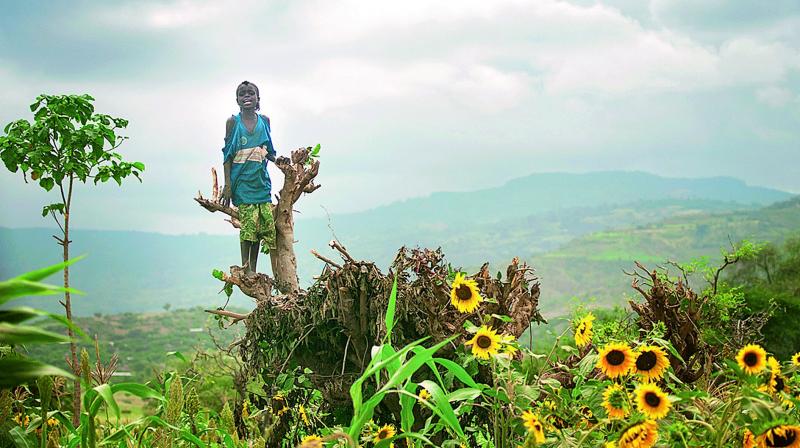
[1,0,799,235]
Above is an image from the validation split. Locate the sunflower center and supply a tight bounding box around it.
[743,351,759,367]
[455,284,473,301]
[579,324,587,334]
[377,429,389,439]
[636,351,657,370]
[774,376,786,393]
[644,391,661,407]
[606,350,625,366]
[769,428,796,447]
[476,335,492,349]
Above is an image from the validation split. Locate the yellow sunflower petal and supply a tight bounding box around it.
[736,344,768,375]
[450,273,483,313]
[596,342,635,378]
[756,424,800,448]
[635,383,671,420]
[633,345,670,383]
[618,420,658,448]
[465,326,501,359]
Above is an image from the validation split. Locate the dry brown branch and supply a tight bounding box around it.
[329,239,356,263]
[311,249,342,269]
[205,309,250,324]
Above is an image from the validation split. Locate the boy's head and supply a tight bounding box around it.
[236,81,260,111]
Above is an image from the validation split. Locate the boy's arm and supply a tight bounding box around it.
[261,114,277,162]
[221,116,235,206]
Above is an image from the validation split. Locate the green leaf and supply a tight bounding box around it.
[179,431,208,448]
[0,359,75,388]
[311,143,321,155]
[419,379,465,438]
[400,382,417,434]
[91,383,121,421]
[446,387,482,403]
[39,177,54,191]
[0,307,88,339]
[110,382,166,401]
[0,278,81,306]
[167,351,187,363]
[14,256,85,282]
[0,323,71,345]
[432,358,485,390]
[212,269,225,281]
[132,161,145,171]
[385,273,398,342]
[8,426,34,448]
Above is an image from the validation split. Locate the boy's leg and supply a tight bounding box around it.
[240,241,250,270]
[238,204,259,273]
[248,241,260,274]
[240,241,257,272]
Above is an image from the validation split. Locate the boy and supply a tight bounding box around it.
[220,80,277,275]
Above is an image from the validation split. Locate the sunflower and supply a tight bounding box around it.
[757,425,800,448]
[736,344,768,375]
[299,404,310,426]
[635,383,671,420]
[633,345,670,382]
[743,429,756,448]
[500,334,519,357]
[769,372,791,396]
[450,273,483,313]
[596,342,635,378]
[602,383,630,420]
[418,388,431,402]
[521,410,545,443]
[792,352,800,367]
[375,424,396,445]
[465,325,502,359]
[618,420,658,448]
[271,394,289,416]
[574,313,595,348]
[299,435,324,448]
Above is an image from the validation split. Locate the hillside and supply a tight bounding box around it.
[532,196,800,315]
[22,307,240,383]
[0,172,792,315]
[295,171,790,266]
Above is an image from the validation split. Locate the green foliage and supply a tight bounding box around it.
[0,260,88,388]
[305,143,321,166]
[0,94,143,193]
[726,234,800,359]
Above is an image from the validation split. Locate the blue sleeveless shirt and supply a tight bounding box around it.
[222,114,276,206]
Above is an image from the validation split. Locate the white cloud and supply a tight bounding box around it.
[756,86,796,107]
[93,0,235,29]
[263,59,531,115]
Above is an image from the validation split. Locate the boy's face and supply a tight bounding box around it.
[237,84,258,110]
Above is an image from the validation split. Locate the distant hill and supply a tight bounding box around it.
[533,195,800,315]
[295,171,790,267]
[0,171,792,315]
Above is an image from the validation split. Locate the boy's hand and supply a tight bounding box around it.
[220,184,231,207]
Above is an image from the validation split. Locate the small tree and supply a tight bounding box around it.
[0,94,144,423]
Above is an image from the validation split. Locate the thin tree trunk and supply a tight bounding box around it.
[62,177,80,426]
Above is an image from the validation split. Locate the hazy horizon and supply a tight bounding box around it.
[0,169,795,236]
